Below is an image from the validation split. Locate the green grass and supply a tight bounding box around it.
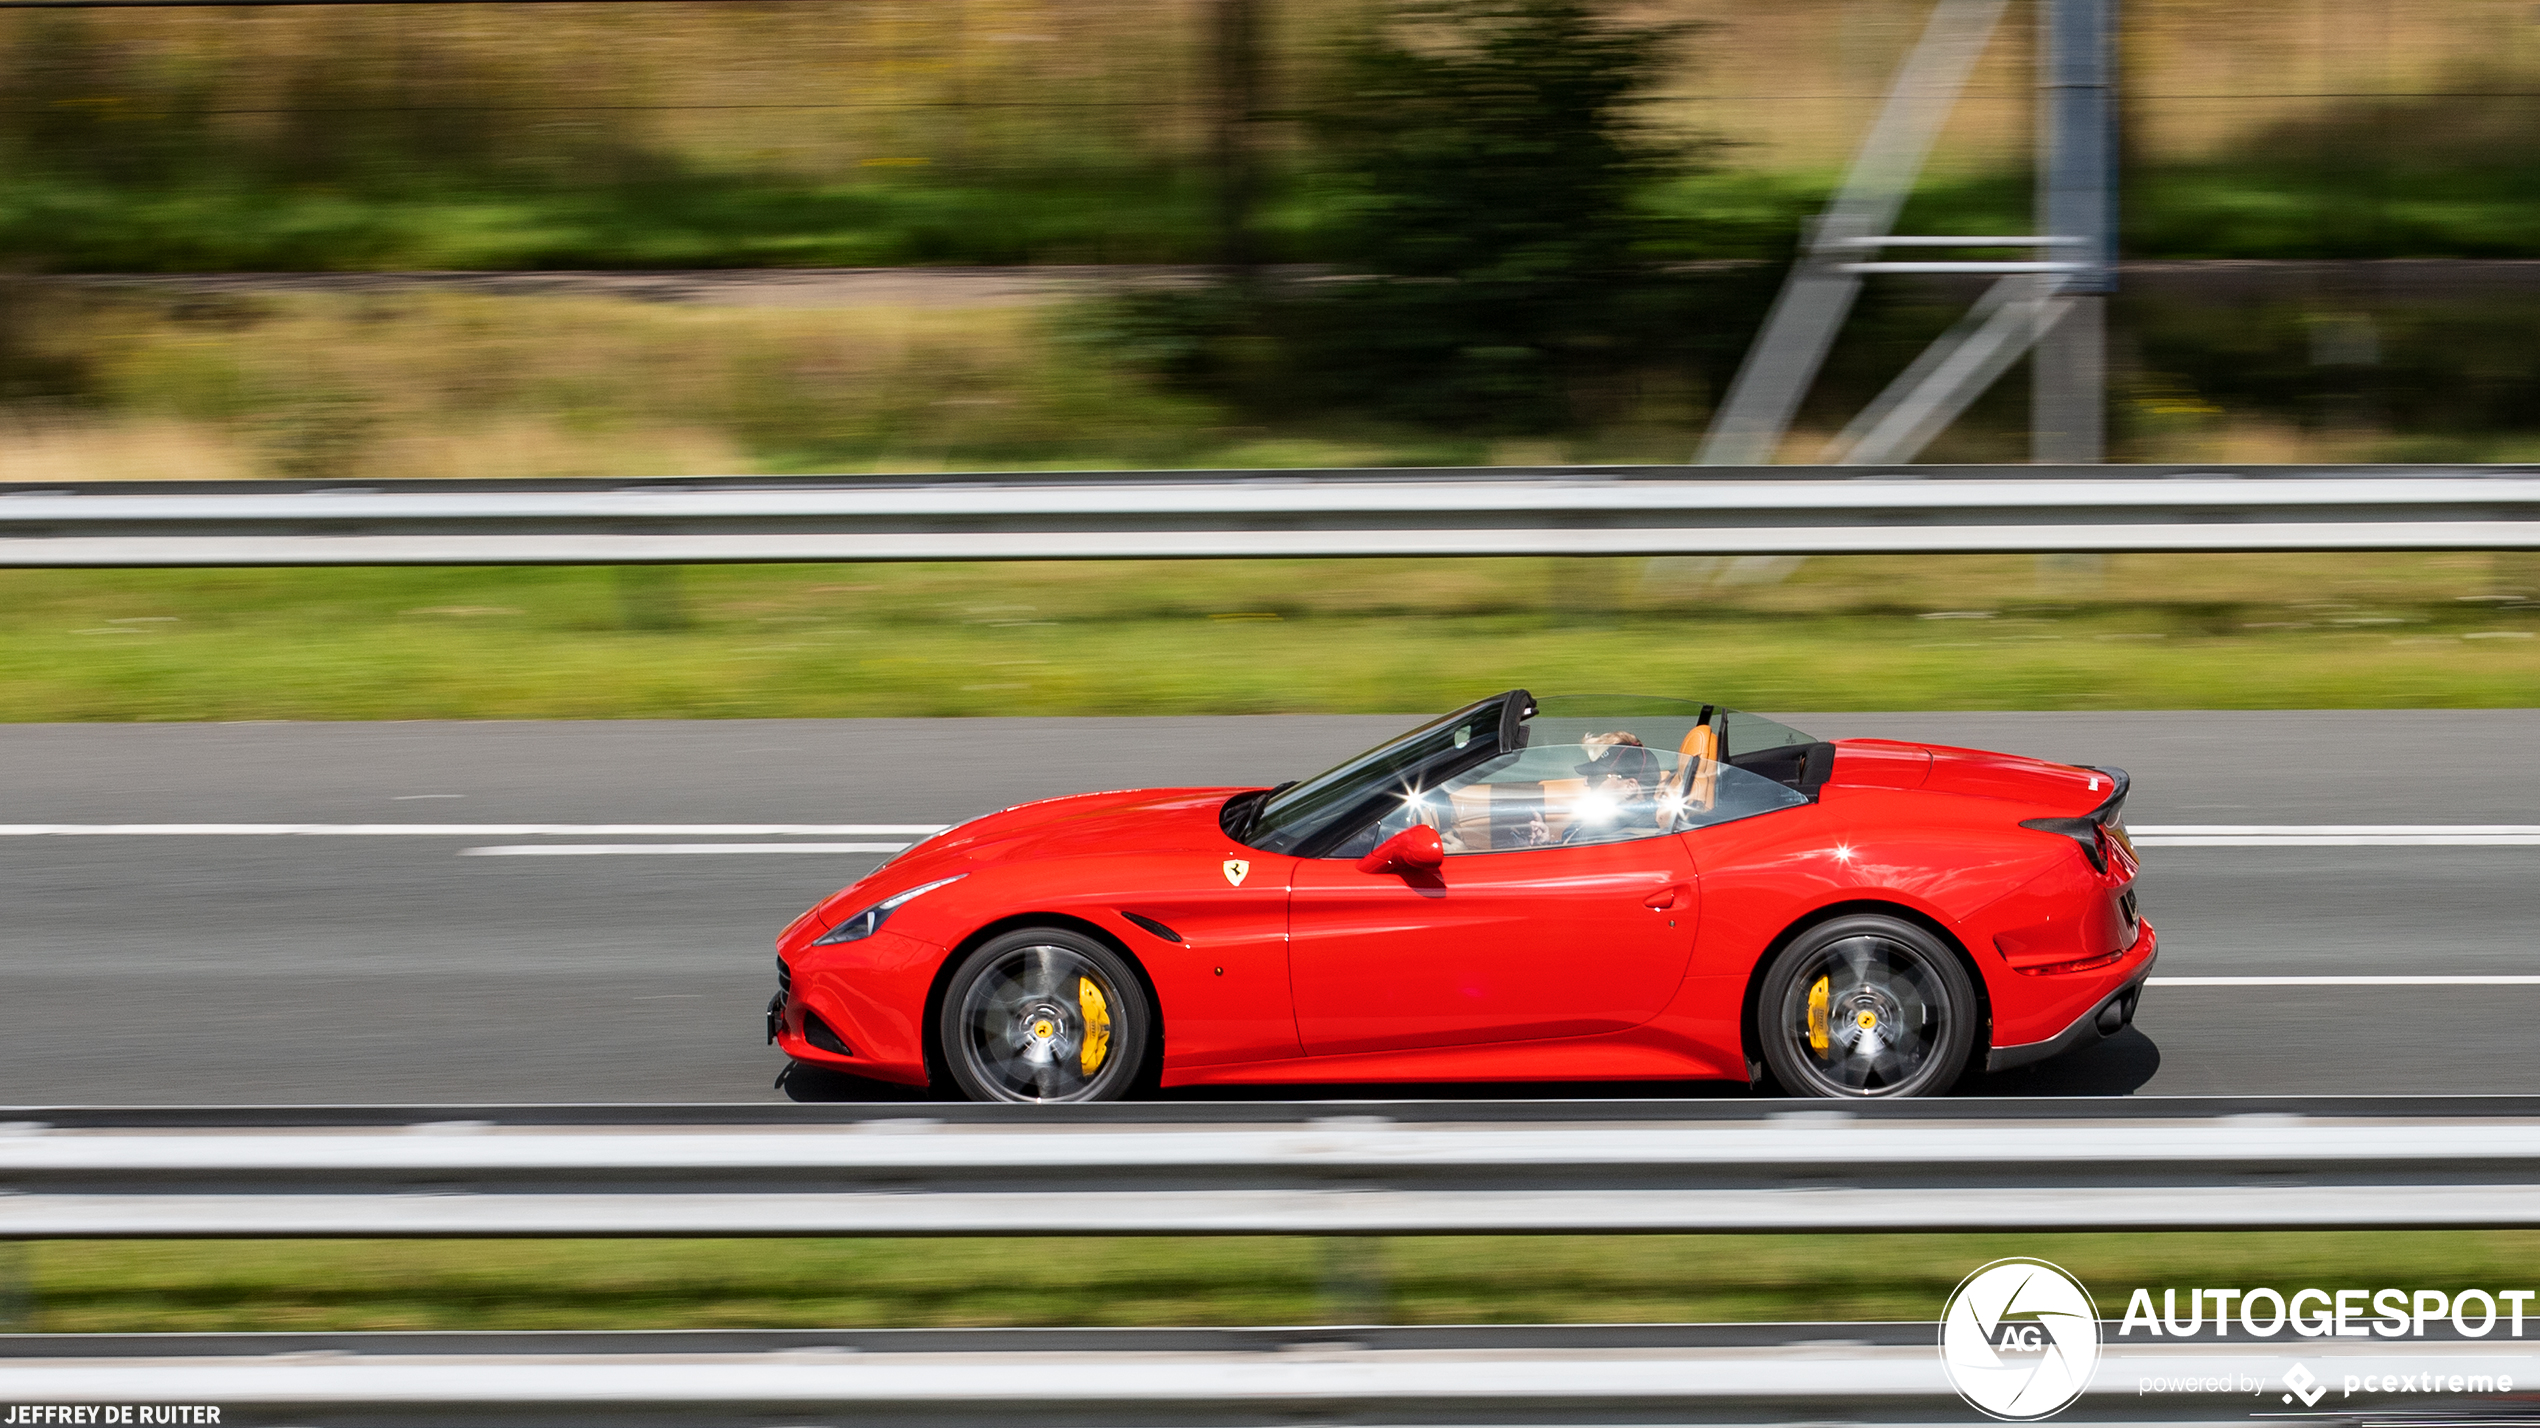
[0,171,1258,273]
[13,141,2540,276]
[1,554,2535,721]
[17,1231,2540,1332]
[18,149,2540,272]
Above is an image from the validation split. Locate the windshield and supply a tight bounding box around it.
[1530,695,1816,758]
[1238,693,1820,858]
[1244,691,1531,856]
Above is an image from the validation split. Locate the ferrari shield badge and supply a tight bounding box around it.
[1222,859,1250,887]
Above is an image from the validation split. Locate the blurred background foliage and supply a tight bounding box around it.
[4,0,2538,270]
[1099,0,1776,432]
[0,0,2532,469]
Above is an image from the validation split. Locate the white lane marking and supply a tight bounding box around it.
[462,843,915,857]
[0,824,951,836]
[2151,975,2540,987]
[2132,825,2540,846]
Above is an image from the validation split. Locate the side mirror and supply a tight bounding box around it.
[1356,824,1444,876]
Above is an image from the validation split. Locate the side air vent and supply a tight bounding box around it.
[1121,911,1185,944]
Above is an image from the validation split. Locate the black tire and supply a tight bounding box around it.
[1757,914,1978,1099]
[938,928,1152,1103]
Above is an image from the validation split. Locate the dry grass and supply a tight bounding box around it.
[3,0,2522,189]
[21,281,2538,487]
[362,419,754,484]
[2122,0,2540,162]
[1511,0,2540,178]
[0,415,252,483]
[51,289,1231,481]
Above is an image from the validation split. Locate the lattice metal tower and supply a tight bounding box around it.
[1697,0,2116,466]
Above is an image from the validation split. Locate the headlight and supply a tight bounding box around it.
[810,874,967,946]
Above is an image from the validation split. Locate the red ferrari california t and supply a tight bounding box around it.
[768,692,2152,1101]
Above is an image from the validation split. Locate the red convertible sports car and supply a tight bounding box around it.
[768,692,2152,1101]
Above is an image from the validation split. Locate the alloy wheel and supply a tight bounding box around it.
[945,934,1143,1102]
[1763,917,1975,1098]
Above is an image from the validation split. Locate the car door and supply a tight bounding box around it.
[1286,775,1698,1058]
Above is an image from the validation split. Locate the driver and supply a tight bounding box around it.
[1526,732,1662,845]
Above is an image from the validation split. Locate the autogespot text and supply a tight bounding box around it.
[2119,1287,2539,1339]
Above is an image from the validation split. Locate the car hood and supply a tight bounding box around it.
[1830,739,2120,817]
[794,786,1250,934]
[912,787,1245,863]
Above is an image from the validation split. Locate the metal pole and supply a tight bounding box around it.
[2033,0,2115,462]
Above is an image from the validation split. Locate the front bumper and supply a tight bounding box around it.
[1984,925,2158,1073]
[765,933,937,1086]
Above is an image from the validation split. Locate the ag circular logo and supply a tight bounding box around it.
[1940,1258,2102,1420]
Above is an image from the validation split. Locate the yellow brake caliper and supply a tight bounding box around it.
[1078,976,1112,1075]
[1806,975,1831,1055]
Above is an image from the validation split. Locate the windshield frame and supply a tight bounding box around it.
[1237,689,1532,858]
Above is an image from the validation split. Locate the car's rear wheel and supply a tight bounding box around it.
[1758,914,1977,1098]
[939,928,1151,1103]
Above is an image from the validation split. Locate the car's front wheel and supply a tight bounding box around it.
[939,928,1151,1103]
[1757,914,1977,1098]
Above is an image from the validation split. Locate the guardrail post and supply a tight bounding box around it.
[1319,1237,1387,1325]
[614,565,690,631]
[0,1241,31,1331]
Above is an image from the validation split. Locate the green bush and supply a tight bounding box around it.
[1111,0,1770,434]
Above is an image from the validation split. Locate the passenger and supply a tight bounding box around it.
[1525,732,1662,845]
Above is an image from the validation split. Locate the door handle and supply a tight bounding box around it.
[1644,884,1688,910]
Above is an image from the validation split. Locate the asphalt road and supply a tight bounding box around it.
[2,711,2534,1105]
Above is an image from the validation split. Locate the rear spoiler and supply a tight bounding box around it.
[2019,766,2131,873]
[2087,766,2129,825]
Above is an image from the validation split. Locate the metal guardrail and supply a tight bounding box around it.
[0,1323,1953,1426]
[7,1101,2540,1237]
[2,1322,2533,1425]
[39,1093,2540,1127]
[9,1106,2535,1420]
[4,465,2539,564]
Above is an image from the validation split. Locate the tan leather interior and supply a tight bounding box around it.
[1418,729,1725,852]
[1442,777,1589,851]
[1671,724,1720,811]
